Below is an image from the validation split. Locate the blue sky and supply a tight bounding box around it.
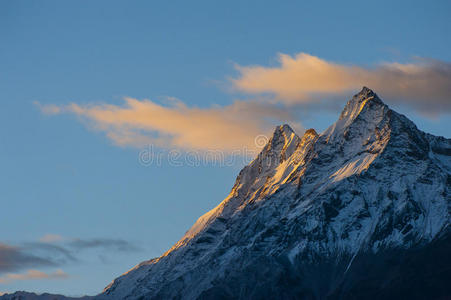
[1,0,450,296]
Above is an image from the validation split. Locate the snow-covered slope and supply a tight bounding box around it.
[98,87,450,299]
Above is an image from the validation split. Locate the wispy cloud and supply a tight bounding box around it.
[0,237,139,275]
[22,242,78,264]
[68,238,140,252]
[36,98,302,151]
[33,101,62,115]
[0,269,68,284]
[0,243,58,273]
[232,53,451,113]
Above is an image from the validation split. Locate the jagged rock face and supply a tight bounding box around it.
[100,88,450,300]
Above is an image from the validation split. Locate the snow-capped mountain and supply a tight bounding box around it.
[98,87,450,299]
[2,87,449,299]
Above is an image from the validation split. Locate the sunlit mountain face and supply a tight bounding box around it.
[54,88,448,300]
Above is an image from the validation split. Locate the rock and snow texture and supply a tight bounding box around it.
[5,88,448,300]
[93,87,450,299]
[99,87,450,299]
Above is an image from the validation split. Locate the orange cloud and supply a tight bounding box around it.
[0,269,68,284]
[232,53,451,112]
[33,101,62,115]
[37,98,302,151]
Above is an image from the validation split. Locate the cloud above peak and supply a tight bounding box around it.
[232,53,451,113]
[36,52,450,151]
[37,98,301,152]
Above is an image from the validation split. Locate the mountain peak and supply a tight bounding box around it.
[267,124,299,152]
[336,86,385,125]
[359,86,377,97]
[345,86,383,110]
[322,87,388,145]
[304,128,318,137]
[275,124,295,135]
